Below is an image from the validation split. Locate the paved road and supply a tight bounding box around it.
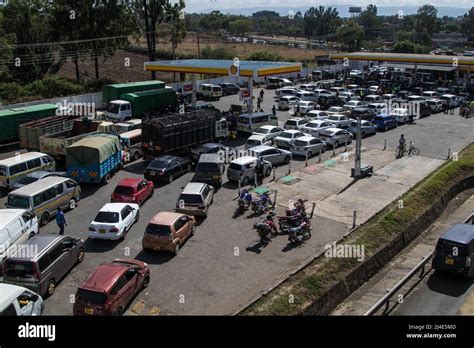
[0,88,472,315]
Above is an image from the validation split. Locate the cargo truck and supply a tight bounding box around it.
[106,87,177,122]
[66,134,122,184]
[19,115,74,151]
[102,81,165,105]
[0,104,59,143]
[142,109,229,159]
[39,119,102,162]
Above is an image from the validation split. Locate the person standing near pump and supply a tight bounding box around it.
[56,207,67,235]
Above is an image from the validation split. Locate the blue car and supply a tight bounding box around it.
[372,114,398,131]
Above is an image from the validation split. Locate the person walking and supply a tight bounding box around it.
[259,89,264,100]
[56,207,67,235]
[272,105,277,118]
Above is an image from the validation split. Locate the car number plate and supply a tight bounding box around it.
[99,229,106,234]
[445,257,454,265]
[150,171,156,176]
[153,246,162,251]
[85,307,94,315]
[212,175,219,179]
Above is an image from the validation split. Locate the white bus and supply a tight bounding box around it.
[236,112,278,133]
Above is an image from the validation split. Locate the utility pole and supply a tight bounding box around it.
[196,28,201,59]
[354,116,362,178]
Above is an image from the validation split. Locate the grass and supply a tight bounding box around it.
[242,143,474,315]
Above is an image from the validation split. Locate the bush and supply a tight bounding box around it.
[24,75,84,99]
[247,51,283,61]
[201,45,236,60]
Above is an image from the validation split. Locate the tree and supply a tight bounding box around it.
[393,39,429,53]
[460,7,474,40]
[228,19,252,37]
[358,4,381,40]
[304,6,340,40]
[336,21,364,51]
[416,4,438,36]
[199,11,225,32]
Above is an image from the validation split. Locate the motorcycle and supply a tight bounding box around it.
[288,219,312,244]
[279,199,308,233]
[254,213,278,244]
[234,190,252,217]
[251,193,273,215]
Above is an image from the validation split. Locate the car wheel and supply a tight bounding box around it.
[322,146,327,153]
[361,132,365,138]
[187,164,191,172]
[307,151,312,158]
[40,213,50,226]
[77,248,85,263]
[135,211,140,223]
[334,141,339,148]
[191,224,196,236]
[384,125,389,132]
[102,173,111,185]
[265,167,272,177]
[68,199,76,210]
[348,137,353,144]
[114,307,123,316]
[29,232,35,239]
[142,274,150,289]
[283,156,290,164]
[46,279,56,297]
[242,176,249,185]
[133,152,140,161]
[174,243,180,255]
[168,174,174,183]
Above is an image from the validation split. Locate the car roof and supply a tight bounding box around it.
[23,171,54,179]
[149,212,183,226]
[440,223,474,244]
[99,203,130,213]
[250,145,275,152]
[152,155,176,162]
[0,209,29,230]
[248,134,266,141]
[295,136,316,142]
[10,176,70,197]
[182,182,207,194]
[0,284,31,311]
[0,152,47,167]
[257,125,279,130]
[322,127,341,133]
[281,129,301,134]
[231,156,258,165]
[80,261,136,293]
[287,117,305,121]
[8,235,61,260]
[307,120,327,125]
[117,178,142,187]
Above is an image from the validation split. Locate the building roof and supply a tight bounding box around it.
[144,59,302,78]
[329,52,474,72]
[383,62,457,72]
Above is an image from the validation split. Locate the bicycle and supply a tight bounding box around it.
[396,143,420,158]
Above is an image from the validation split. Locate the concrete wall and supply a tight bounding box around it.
[0,92,103,111]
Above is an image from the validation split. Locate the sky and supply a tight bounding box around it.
[182,0,472,12]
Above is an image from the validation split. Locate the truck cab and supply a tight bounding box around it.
[106,100,132,121]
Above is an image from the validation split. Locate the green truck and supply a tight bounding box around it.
[0,104,58,143]
[105,86,177,122]
[102,81,165,105]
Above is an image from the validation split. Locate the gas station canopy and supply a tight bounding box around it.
[144,59,302,78]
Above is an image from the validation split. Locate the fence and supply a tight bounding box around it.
[0,92,103,111]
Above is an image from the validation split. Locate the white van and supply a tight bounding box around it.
[0,284,44,316]
[201,84,223,100]
[0,152,55,190]
[0,209,39,276]
[120,129,143,162]
[237,112,278,133]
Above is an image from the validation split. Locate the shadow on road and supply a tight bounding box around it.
[135,249,174,265]
[427,270,473,297]
[245,240,269,254]
[84,237,123,253]
[123,160,148,175]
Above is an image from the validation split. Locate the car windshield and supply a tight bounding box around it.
[106,103,120,114]
[179,194,203,204]
[254,127,269,135]
[436,239,468,256]
[229,163,244,171]
[0,166,7,176]
[94,211,120,223]
[293,140,308,146]
[319,131,333,137]
[150,160,169,169]
[145,223,172,237]
[196,163,220,175]
[328,116,339,121]
[4,261,35,280]
[280,132,293,139]
[114,186,134,195]
[286,120,297,126]
[7,195,30,209]
[247,139,261,146]
[307,123,320,128]
[237,117,250,124]
[76,289,107,305]
[17,176,39,186]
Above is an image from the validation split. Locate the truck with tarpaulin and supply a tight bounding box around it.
[102,81,165,105]
[66,134,122,184]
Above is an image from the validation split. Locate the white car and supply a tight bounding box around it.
[290,136,327,157]
[278,96,300,110]
[295,91,319,102]
[296,101,319,115]
[327,106,349,116]
[0,284,44,316]
[306,110,329,120]
[299,84,316,91]
[349,70,362,78]
[368,85,380,94]
[300,120,333,137]
[284,117,309,130]
[89,203,140,241]
[245,134,272,149]
[252,125,284,140]
[390,108,411,124]
[426,99,444,113]
[275,87,298,99]
[327,114,352,129]
[313,89,334,98]
[318,127,353,148]
[367,102,388,114]
[273,130,306,148]
[338,91,359,102]
[343,100,364,111]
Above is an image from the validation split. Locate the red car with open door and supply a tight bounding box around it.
[111,178,154,206]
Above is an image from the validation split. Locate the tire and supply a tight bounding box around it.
[77,248,85,263]
[307,152,312,158]
[280,221,290,233]
[361,132,365,138]
[28,232,35,239]
[411,147,420,156]
[322,146,327,153]
[334,141,339,148]
[102,173,111,185]
[46,279,56,297]
[348,137,353,144]
[133,151,140,161]
[114,307,123,316]
[242,176,249,185]
[190,224,196,236]
[265,167,272,177]
[135,211,140,223]
[40,213,50,226]
[142,274,150,289]
[283,156,290,164]
[68,198,76,210]
[168,174,174,183]
[174,243,180,255]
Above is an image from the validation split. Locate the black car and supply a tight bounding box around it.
[219,83,240,96]
[350,107,376,121]
[317,95,345,109]
[190,143,230,164]
[144,155,190,183]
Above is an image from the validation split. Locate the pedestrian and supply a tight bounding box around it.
[259,89,264,100]
[56,207,67,235]
[296,104,300,116]
[443,101,449,114]
[272,105,276,118]
[257,98,261,110]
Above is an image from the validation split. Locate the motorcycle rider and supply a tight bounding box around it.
[239,189,253,209]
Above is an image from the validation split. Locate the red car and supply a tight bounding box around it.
[111,178,154,206]
[73,259,150,316]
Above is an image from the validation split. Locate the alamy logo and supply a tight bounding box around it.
[324,242,365,261]
[18,323,56,341]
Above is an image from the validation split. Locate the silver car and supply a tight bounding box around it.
[327,114,352,129]
[306,110,329,120]
[273,130,306,148]
[252,125,284,140]
[300,120,333,137]
[284,117,309,130]
[249,145,292,166]
[290,136,327,158]
[318,127,353,148]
